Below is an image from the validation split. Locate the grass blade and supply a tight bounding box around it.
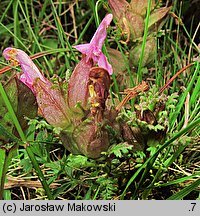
[0,82,54,199]
[137,0,152,83]
[121,118,200,199]
[170,62,199,130]
[167,178,200,200]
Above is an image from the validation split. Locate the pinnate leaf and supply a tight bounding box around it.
[108,143,133,158]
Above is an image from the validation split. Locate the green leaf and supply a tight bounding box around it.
[66,154,95,169]
[108,143,133,158]
[20,158,33,173]
[129,37,156,68]
[148,7,171,33]
[121,118,200,199]
[154,124,165,131]
[43,39,58,49]
[157,173,200,187]
[0,148,6,190]
[0,123,19,143]
[96,176,117,199]
[0,77,37,142]
[3,190,11,200]
[0,143,19,199]
[167,178,200,200]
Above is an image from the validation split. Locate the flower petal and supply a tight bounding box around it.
[73,43,91,56]
[3,47,47,92]
[73,43,99,63]
[3,47,71,128]
[73,14,113,74]
[98,53,113,75]
[90,14,113,49]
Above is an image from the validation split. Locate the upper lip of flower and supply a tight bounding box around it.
[3,48,19,65]
[73,14,113,75]
[3,47,48,93]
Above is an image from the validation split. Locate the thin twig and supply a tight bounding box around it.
[115,81,149,112]
[159,62,194,93]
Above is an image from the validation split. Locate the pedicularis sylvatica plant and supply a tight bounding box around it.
[1,0,200,201]
[2,14,116,159]
[1,1,176,159]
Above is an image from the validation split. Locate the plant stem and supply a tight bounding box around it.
[137,0,152,83]
[159,62,194,93]
[0,82,53,199]
[26,145,54,199]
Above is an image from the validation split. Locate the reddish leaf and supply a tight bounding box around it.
[123,11,144,40]
[130,0,155,17]
[73,120,109,158]
[108,0,129,20]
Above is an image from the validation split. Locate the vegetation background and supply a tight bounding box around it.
[0,0,199,200]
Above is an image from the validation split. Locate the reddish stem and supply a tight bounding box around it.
[159,62,194,93]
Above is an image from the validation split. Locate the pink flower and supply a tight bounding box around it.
[73,14,113,75]
[3,47,71,128]
[3,47,48,93]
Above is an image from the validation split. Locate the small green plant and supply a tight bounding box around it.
[120,85,179,147]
